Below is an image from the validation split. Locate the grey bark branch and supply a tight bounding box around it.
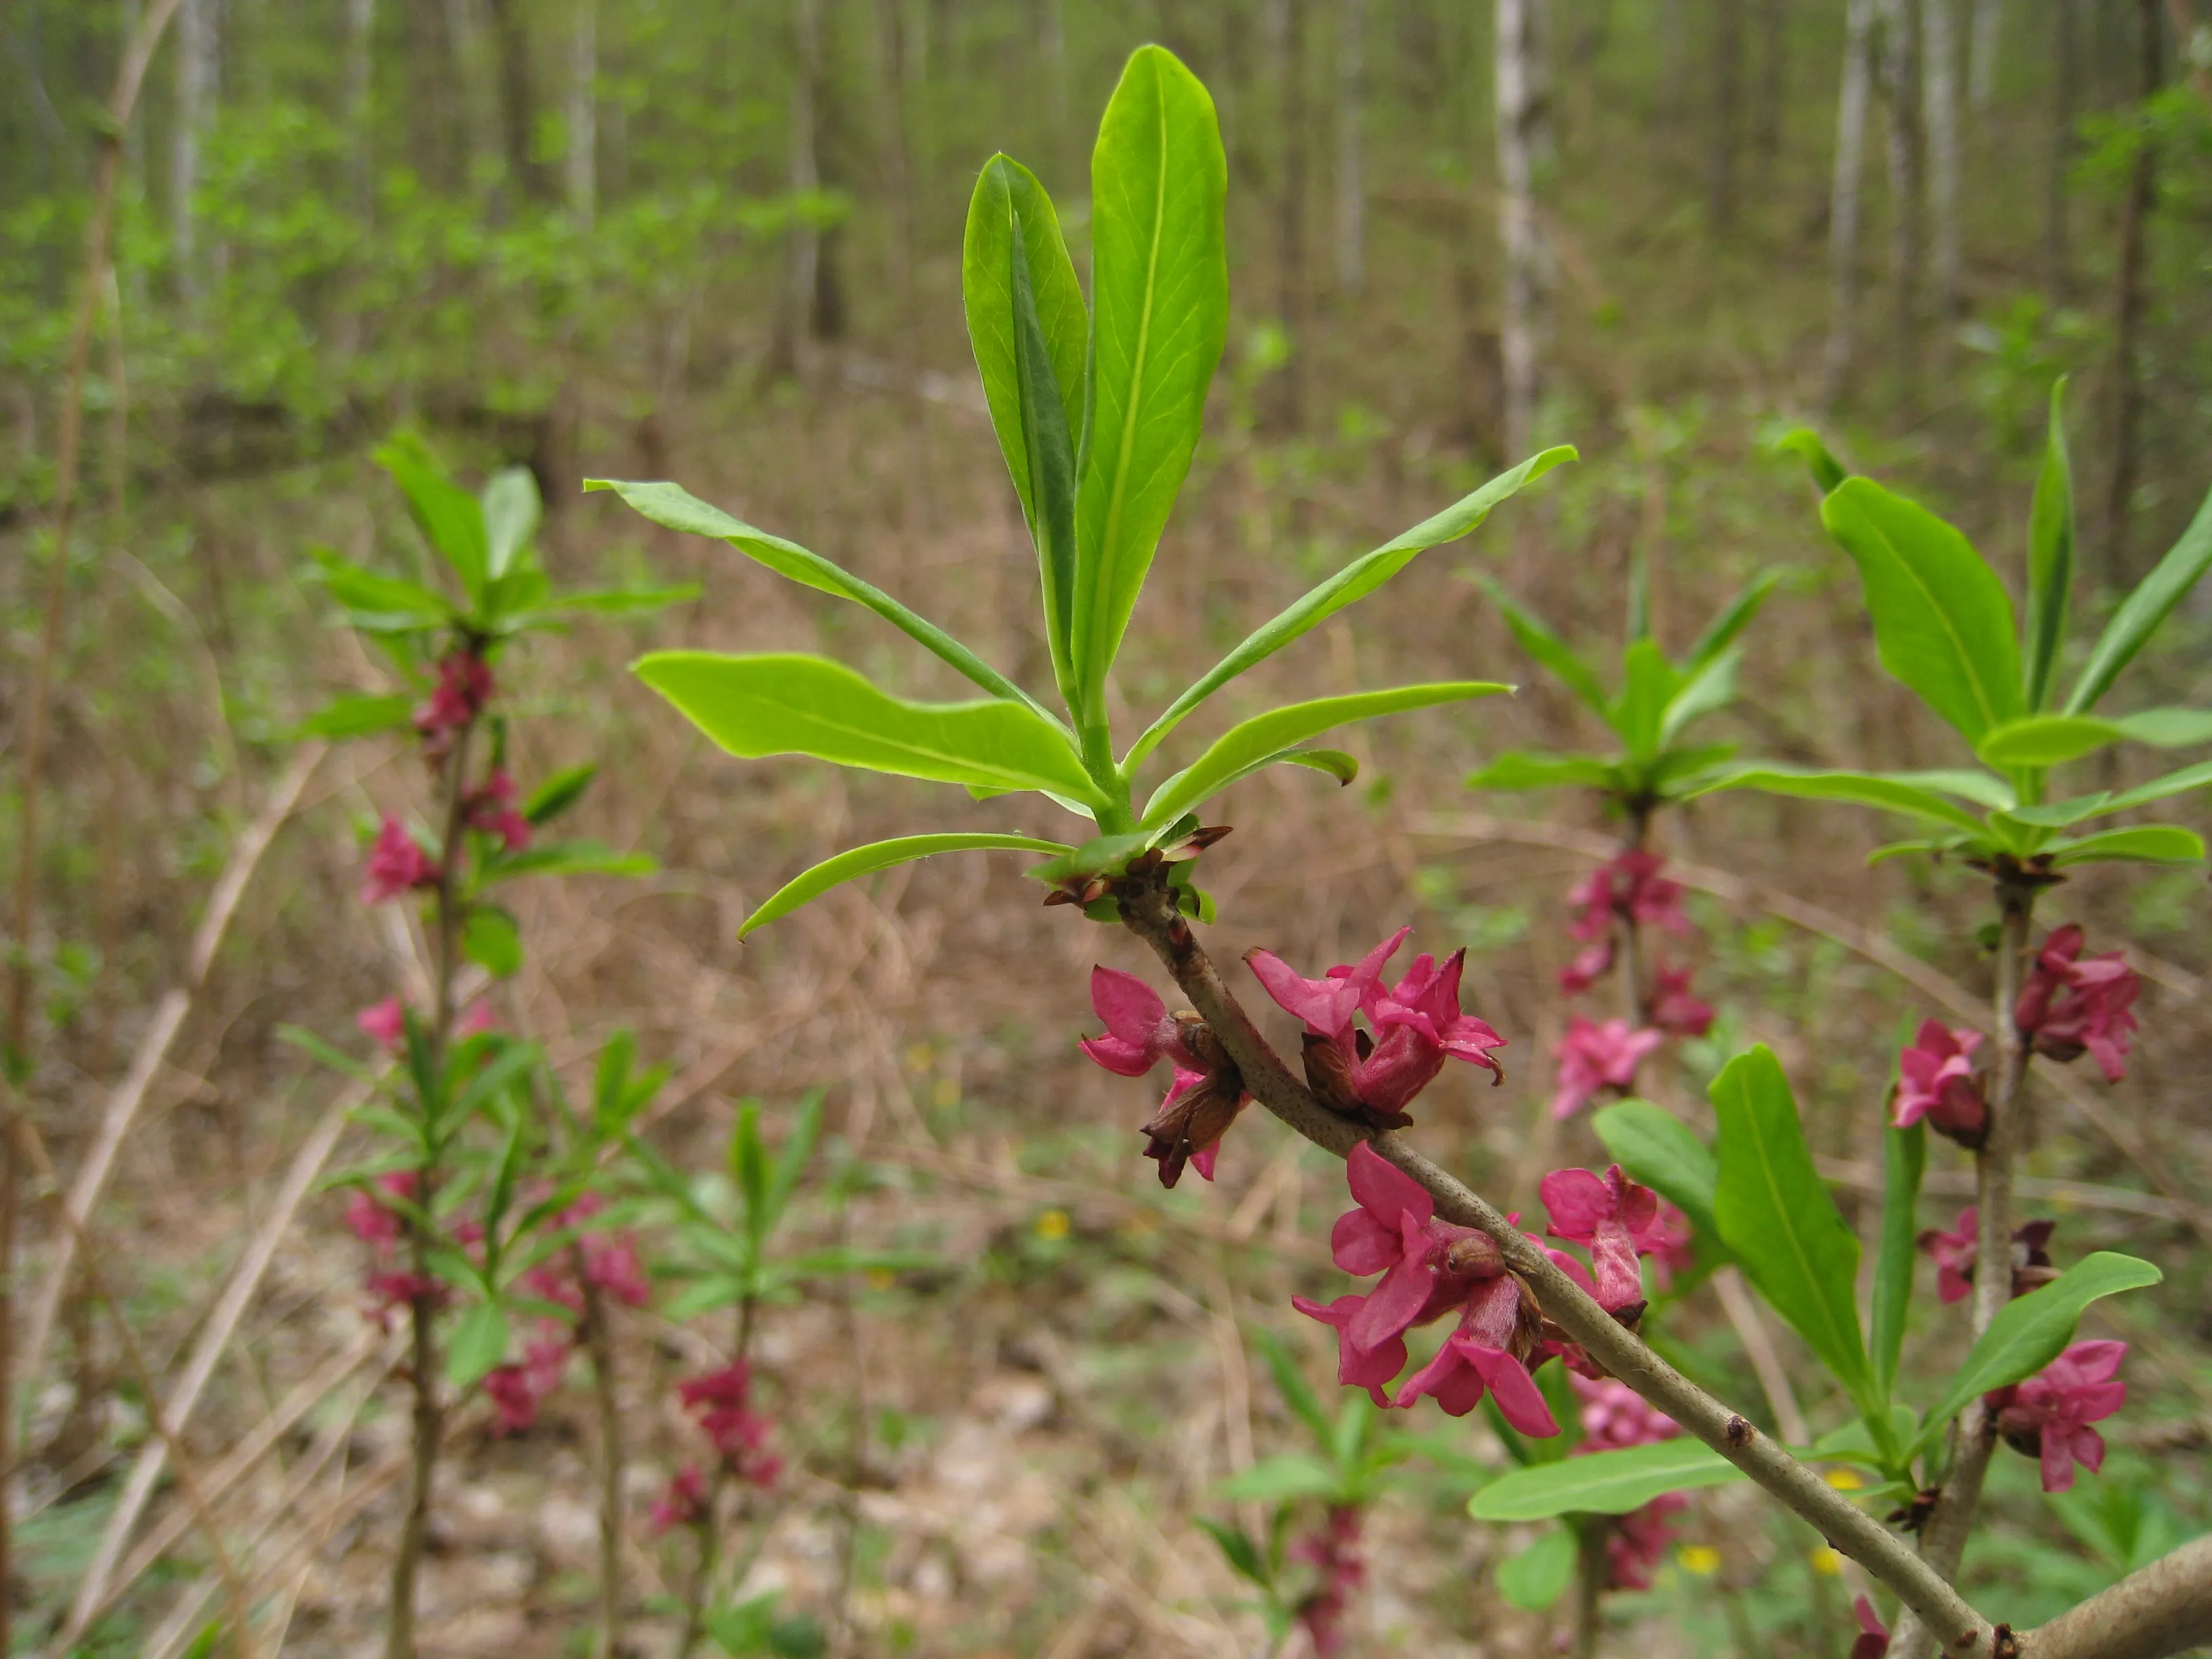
[2016,1535,2212,1659]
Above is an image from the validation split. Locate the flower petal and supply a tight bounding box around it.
[1346,1141,1433,1227]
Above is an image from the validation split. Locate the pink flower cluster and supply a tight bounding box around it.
[414,649,493,754]
[480,1193,654,1436]
[1290,1504,1364,1658]
[1248,928,1507,1122]
[361,817,441,905]
[1917,1206,2057,1305]
[1989,1340,2128,1493]
[651,1359,782,1529]
[2015,924,2140,1082]
[1540,1166,1689,1319]
[1551,853,1712,1119]
[342,1172,442,1326]
[1891,1020,1989,1147]
[1570,1374,1686,1589]
[1080,966,1247,1187]
[464,769,532,853]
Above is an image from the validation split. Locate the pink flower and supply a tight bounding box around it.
[1550,1017,1662,1120]
[1917,1206,2059,1305]
[356,996,407,1053]
[361,817,441,905]
[1893,1019,1989,1145]
[2015,925,2140,1082]
[1079,966,1248,1187]
[465,769,533,853]
[678,1361,780,1487]
[1605,1493,1687,1590]
[1647,961,1715,1038]
[583,1234,651,1307]
[1851,1595,1891,1659]
[1540,1164,1671,1315]
[1391,1274,1559,1434]
[344,1170,417,1250]
[1290,1505,1365,1658]
[650,1464,710,1534]
[1289,1293,1414,1408]
[415,650,494,742]
[485,1362,542,1434]
[361,1268,443,1329]
[1645,1200,1697,1289]
[1248,930,1506,1123]
[1989,1340,2127,1492]
[456,1002,496,1038]
[1558,941,1615,996]
[1319,1143,1504,1359]
[1567,852,1692,943]
[1572,1374,1679,1452]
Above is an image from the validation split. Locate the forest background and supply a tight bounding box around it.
[3,0,2212,1655]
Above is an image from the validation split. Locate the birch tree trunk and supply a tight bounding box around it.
[1881,0,1925,394]
[171,0,215,305]
[1822,0,1879,403]
[1924,0,1962,319]
[1336,0,1367,298]
[1969,0,2005,108]
[1496,0,1552,460]
[566,0,596,224]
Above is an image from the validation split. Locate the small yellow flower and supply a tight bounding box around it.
[1034,1208,1071,1241]
[865,1268,897,1290]
[1677,1544,1722,1576]
[1825,1467,1865,1490]
[904,1042,935,1073]
[1809,1547,1844,1576]
[930,1076,960,1109]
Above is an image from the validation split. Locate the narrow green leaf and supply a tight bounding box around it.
[1124,449,1573,770]
[1591,1101,1721,1244]
[1914,1253,2163,1456]
[1689,766,1990,835]
[740,832,1071,937]
[1139,682,1509,827]
[517,582,701,619]
[1496,1528,1578,1611]
[2104,758,2212,815]
[482,466,541,583]
[1006,199,1083,711]
[375,432,489,601]
[1614,640,1681,760]
[1073,45,1231,713]
[1195,1518,1271,1589]
[2025,378,2074,710]
[733,1101,771,1248]
[307,550,457,632]
[1469,1439,1741,1520]
[1822,477,2024,743]
[636,652,1104,803]
[2067,478,2212,714]
[1659,649,1740,746]
[1476,573,1612,718]
[1711,1047,1874,1407]
[293,691,415,741]
[764,1092,824,1235]
[523,763,596,825]
[461,906,523,979]
[1217,1454,1343,1503]
[1776,428,1848,493]
[1256,1330,1334,1445]
[1871,1120,1926,1399]
[1685,570,1784,670]
[1979,709,2212,769]
[1466,751,1621,793]
[586,480,1048,716]
[478,840,655,886]
[447,1300,511,1389]
[2047,825,2206,867]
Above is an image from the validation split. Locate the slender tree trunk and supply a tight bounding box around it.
[1925,0,1963,319]
[170,0,214,305]
[1881,0,1925,395]
[1708,0,1746,231]
[567,0,596,222]
[1755,0,1787,158]
[2046,0,2078,296]
[2106,0,2163,576]
[1969,0,2005,107]
[1271,0,1309,432]
[1496,0,1553,459]
[484,0,541,199]
[1822,0,1879,403]
[1336,0,1366,297]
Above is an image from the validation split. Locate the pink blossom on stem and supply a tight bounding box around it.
[678,1361,781,1488]
[1390,1275,1556,1433]
[1550,1017,1662,1120]
[1289,1293,1413,1408]
[1645,1200,1697,1289]
[344,1170,417,1250]
[1567,851,1692,942]
[1989,1340,2127,1492]
[1539,1164,1667,1315]
[1851,1595,1891,1659]
[455,1002,496,1038]
[1605,1493,1687,1590]
[1079,966,1201,1076]
[650,1464,710,1534]
[415,650,494,742]
[1917,1206,2059,1305]
[1892,1019,1989,1145]
[1078,966,1247,1187]
[1557,941,1616,996]
[1290,1505,1365,1658]
[356,996,407,1053]
[1319,1144,1504,1362]
[1647,961,1715,1038]
[1571,1373,1679,1452]
[583,1233,651,1307]
[485,1362,542,1434]
[2015,924,2141,1082]
[464,769,533,853]
[361,816,441,905]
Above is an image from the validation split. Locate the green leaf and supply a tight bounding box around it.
[1216,1454,1343,1503]
[1685,571,1784,671]
[1072,45,1230,714]
[1496,1527,1578,1611]
[524,763,596,825]
[2103,758,2212,815]
[518,581,701,619]
[740,832,1071,937]
[733,1101,770,1247]
[1822,477,2024,743]
[1776,428,1848,493]
[1913,1252,2163,1457]
[1614,640,1681,760]
[447,1300,510,1389]
[1871,1120,1925,1399]
[764,1093,825,1236]
[1466,751,1621,793]
[1256,1330,1334,1446]
[307,550,457,633]
[1004,199,1083,712]
[462,906,523,979]
[1711,1047,1874,1408]
[376,432,489,601]
[1122,449,1574,771]
[1978,709,2212,768]
[1139,682,1509,827]
[2067,478,2212,714]
[1477,575,1611,717]
[478,840,655,885]
[2047,825,2206,867]
[293,691,416,740]
[1195,1518,1271,1591]
[1469,1439,1741,1520]
[2026,379,2074,710]
[1591,1101,1721,1244]
[481,466,541,583]
[586,480,1046,714]
[1690,766,1989,834]
[636,652,1103,804]
[1659,648,1739,746]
